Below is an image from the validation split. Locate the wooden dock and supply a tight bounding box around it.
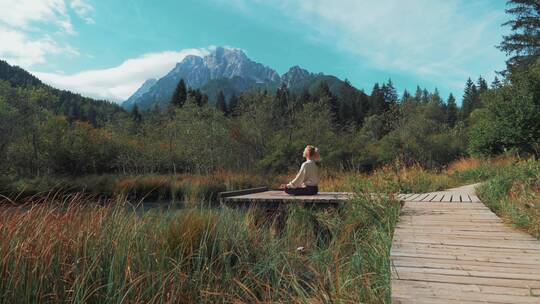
[219,187,353,208]
[391,185,540,303]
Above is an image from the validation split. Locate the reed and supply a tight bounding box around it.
[0,183,400,303]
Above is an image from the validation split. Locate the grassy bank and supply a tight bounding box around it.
[476,158,540,239]
[0,186,400,303]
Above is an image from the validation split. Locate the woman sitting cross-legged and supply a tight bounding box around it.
[280,145,320,195]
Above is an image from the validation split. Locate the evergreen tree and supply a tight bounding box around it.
[460,78,477,120]
[431,88,443,105]
[401,89,411,102]
[382,79,398,104]
[414,86,423,103]
[200,93,209,107]
[228,93,239,116]
[369,83,386,115]
[491,76,503,89]
[131,104,142,123]
[477,76,489,95]
[171,79,187,107]
[446,93,458,127]
[275,83,290,112]
[299,88,311,103]
[421,88,430,103]
[216,91,227,114]
[314,81,339,119]
[498,0,540,70]
[355,91,369,125]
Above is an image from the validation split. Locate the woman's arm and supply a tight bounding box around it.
[287,163,306,188]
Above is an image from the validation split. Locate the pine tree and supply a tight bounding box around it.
[131,104,142,123]
[382,79,398,104]
[431,88,443,105]
[314,81,339,119]
[369,83,386,115]
[171,79,187,107]
[401,89,411,102]
[200,92,209,106]
[275,83,290,112]
[421,88,430,103]
[228,93,239,116]
[216,91,227,114]
[460,78,477,120]
[477,76,488,95]
[491,76,502,89]
[446,93,458,127]
[414,86,423,103]
[498,0,540,70]
[300,88,311,103]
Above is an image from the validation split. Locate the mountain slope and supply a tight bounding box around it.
[125,47,280,110]
[0,60,124,124]
[123,78,157,110]
[123,46,362,110]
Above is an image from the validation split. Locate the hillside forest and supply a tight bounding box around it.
[0,1,539,187]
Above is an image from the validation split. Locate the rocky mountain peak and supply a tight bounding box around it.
[281,65,313,87]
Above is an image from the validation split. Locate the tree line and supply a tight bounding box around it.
[0,0,538,178]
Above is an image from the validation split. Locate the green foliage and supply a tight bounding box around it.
[0,61,123,126]
[498,0,540,70]
[215,90,227,114]
[477,158,540,238]
[170,79,187,107]
[468,58,540,156]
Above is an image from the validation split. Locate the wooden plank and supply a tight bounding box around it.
[218,187,268,199]
[392,282,540,303]
[391,188,540,303]
[393,265,540,281]
[405,193,422,201]
[423,193,438,202]
[393,280,540,296]
[393,271,540,288]
[392,257,540,274]
[414,193,428,202]
[393,231,535,241]
[440,193,452,202]
[461,194,472,202]
[431,193,445,202]
[469,194,481,203]
[401,194,413,200]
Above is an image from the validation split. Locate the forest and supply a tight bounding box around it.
[1,59,536,183]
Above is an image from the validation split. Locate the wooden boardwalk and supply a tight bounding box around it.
[219,187,353,208]
[391,185,540,303]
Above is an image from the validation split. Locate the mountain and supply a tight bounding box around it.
[124,47,280,110]
[281,65,314,88]
[123,46,357,111]
[0,60,124,124]
[123,78,157,110]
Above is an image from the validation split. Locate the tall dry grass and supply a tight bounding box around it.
[0,184,400,303]
[476,157,540,239]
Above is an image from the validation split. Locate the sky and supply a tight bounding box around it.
[0,0,510,104]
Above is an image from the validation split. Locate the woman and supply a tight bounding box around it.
[280,145,320,195]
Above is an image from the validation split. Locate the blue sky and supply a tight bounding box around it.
[0,0,509,103]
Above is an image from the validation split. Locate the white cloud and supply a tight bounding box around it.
[0,0,95,69]
[0,27,78,66]
[0,0,69,30]
[32,48,210,102]
[70,0,95,24]
[226,0,507,90]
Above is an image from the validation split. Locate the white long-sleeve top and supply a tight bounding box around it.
[287,159,319,188]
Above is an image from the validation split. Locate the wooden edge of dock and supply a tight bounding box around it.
[218,187,268,200]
